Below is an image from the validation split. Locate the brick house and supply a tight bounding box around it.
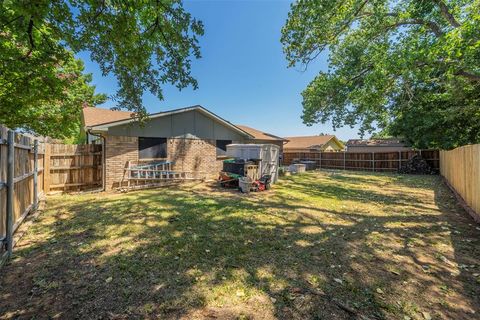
[81,105,284,190]
[234,125,287,150]
[283,135,344,153]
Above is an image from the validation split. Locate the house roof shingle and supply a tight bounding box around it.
[235,125,286,141]
[82,107,133,127]
[283,135,341,149]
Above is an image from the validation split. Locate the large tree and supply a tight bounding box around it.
[281,0,480,149]
[1,0,203,137]
[0,49,106,138]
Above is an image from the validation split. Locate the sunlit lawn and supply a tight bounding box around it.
[1,171,479,319]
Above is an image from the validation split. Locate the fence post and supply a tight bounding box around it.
[398,151,401,170]
[343,152,346,170]
[44,143,51,193]
[319,152,322,170]
[398,151,402,169]
[6,130,14,257]
[33,139,38,209]
[372,152,375,172]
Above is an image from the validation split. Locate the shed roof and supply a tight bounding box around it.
[283,135,343,150]
[235,125,286,141]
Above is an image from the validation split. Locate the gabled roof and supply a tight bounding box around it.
[82,107,134,127]
[346,138,409,147]
[235,125,287,141]
[283,135,343,150]
[82,105,254,139]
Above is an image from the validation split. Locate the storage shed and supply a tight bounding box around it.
[226,144,280,182]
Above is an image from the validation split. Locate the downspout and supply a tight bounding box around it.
[87,129,106,192]
[280,139,289,166]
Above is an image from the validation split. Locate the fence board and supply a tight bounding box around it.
[0,127,7,240]
[0,126,38,245]
[440,145,480,220]
[0,124,103,266]
[48,144,102,192]
[283,150,439,172]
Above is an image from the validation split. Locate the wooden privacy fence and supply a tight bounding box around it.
[283,150,440,172]
[46,143,102,193]
[0,126,44,265]
[440,144,480,221]
[0,125,102,266]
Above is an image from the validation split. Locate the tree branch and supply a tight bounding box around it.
[24,17,35,58]
[413,59,480,82]
[454,70,480,82]
[349,64,374,83]
[1,15,23,29]
[89,0,106,24]
[148,0,187,64]
[332,0,370,40]
[433,0,461,28]
[32,24,60,57]
[300,0,370,71]
[144,16,160,35]
[387,18,444,37]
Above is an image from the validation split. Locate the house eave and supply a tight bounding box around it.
[85,127,108,134]
[88,105,254,139]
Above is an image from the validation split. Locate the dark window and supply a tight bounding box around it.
[138,137,167,159]
[216,140,232,156]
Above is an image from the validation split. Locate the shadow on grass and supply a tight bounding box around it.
[0,171,479,319]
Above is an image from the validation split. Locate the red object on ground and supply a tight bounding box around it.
[252,180,266,192]
[218,171,240,188]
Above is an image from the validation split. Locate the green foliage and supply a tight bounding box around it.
[1,0,203,137]
[370,132,394,140]
[0,48,106,138]
[387,80,480,149]
[281,0,480,149]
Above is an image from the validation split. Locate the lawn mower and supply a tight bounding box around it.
[251,174,272,192]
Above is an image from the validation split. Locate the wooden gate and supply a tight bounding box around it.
[45,143,103,192]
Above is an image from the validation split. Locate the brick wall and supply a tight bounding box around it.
[167,138,223,179]
[104,135,138,190]
[104,135,223,190]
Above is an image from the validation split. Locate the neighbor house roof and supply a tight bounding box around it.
[82,107,133,127]
[283,135,344,150]
[346,138,409,147]
[82,105,254,139]
[235,125,286,142]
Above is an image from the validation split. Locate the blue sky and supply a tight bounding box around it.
[77,0,360,141]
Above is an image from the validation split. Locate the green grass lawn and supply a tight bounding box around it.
[1,171,479,319]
